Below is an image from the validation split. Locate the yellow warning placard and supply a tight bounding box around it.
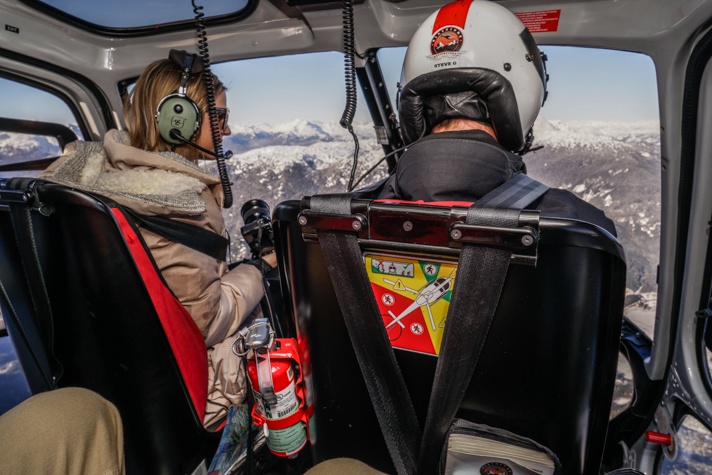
[365,253,458,355]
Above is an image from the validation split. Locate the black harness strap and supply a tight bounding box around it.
[308,175,547,474]
[416,175,549,472]
[7,179,63,387]
[0,269,54,390]
[311,193,421,475]
[475,173,549,209]
[417,206,521,474]
[123,208,229,261]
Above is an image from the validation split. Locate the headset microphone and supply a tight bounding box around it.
[168,129,234,160]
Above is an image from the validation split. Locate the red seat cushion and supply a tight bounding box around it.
[111,208,208,422]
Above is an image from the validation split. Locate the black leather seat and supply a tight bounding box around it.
[273,197,626,475]
[0,178,220,475]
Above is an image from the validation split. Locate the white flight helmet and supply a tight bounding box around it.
[398,0,548,153]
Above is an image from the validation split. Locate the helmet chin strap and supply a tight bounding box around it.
[519,129,543,155]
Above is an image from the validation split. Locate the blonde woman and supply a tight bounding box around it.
[41,53,273,427]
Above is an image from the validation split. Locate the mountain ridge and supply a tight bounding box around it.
[0,118,661,293]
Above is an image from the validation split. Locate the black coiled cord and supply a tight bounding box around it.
[340,0,360,191]
[193,0,234,209]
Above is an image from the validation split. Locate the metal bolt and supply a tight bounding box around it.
[403,221,413,232]
[298,216,308,226]
[352,220,363,231]
[521,235,534,247]
[451,229,462,240]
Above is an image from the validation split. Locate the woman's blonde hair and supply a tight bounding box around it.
[124,58,226,161]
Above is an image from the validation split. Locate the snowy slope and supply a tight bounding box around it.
[1,119,662,293]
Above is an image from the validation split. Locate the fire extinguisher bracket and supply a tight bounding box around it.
[247,337,310,458]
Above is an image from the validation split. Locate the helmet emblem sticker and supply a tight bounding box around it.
[430,26,464,55]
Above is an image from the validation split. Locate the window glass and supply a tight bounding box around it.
[207,53,383,261]
[660,415,712,474]
[0,333,31,416]
[0,77,81,177]
[0,77,77,124]
[611,354,633,419]
[379,46,661,341]
[26,0,250,29]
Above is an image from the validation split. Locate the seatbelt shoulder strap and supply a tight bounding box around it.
[475,173,549,209]
[122,207,229,261]
[310,193,421,475]
[417,207,521,474]
[6,178,63,388]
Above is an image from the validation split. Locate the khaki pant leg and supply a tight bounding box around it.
[0,387,125,475]
[304,458,388,475]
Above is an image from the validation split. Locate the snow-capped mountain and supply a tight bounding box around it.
[0,118,662,295]
[0,132,62,166]
[528,118,661,292]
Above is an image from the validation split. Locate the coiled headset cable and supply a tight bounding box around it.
[193,0,234,209]
[340,0,360,192]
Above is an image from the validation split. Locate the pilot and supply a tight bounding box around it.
[378,0,617,236]
[40,54,275,428]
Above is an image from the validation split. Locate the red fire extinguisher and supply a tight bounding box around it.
[247,337,309,457]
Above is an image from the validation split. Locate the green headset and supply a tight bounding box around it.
[155,50,203,145]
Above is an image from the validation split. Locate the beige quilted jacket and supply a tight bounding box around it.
[41,129,263,427]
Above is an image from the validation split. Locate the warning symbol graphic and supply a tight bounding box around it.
[372,259,414,277]
[381,293,395,306]
[365,253,457,355]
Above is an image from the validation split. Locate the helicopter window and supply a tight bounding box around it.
[196,53,386,261]
[119,52,387,263]
[659,415,712,473]
[0,74,81,413]
[0,77,82,178]
[21,0,254,34]
[610,353,634,419]
[380,46,661,341]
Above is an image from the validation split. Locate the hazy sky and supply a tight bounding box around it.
[211,45,660,124]
[1,45,659,128]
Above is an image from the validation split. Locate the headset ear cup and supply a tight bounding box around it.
[156,94,201,144]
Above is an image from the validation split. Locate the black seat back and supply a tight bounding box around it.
[273,198,626,474]
[0,178,220,475]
